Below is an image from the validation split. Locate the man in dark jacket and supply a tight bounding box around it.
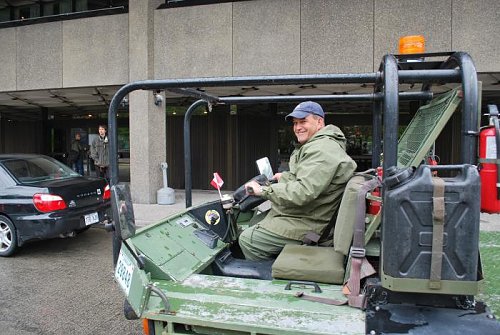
[239,101,357,260]
[90,125,109,180]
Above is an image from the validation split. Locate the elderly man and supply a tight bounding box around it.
[239,101,357,260]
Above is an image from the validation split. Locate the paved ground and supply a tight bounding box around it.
[134,190,499,231]
[133,190,221,227]
[0,228,142,335]
[481,212,500,231]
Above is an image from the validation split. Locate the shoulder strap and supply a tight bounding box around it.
[346,175,379,308]
[429,176,445,289]
[296,172,380,309]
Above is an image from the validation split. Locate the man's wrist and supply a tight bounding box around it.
[261,185,273,197]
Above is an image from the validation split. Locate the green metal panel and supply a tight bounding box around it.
[380,252,485,295]
[397,88,462,167]
[142,274,365,335]
[114,244,150,316]
[381,273,483,295]
[130,213,227,281]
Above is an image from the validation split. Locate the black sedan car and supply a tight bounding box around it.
[0,154,110,256]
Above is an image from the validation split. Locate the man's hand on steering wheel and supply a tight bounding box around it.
[245,180,263,196]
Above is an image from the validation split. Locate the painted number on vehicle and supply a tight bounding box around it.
[115,249,134,295]
[84,212,99,226]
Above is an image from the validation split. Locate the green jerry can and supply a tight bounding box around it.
[381,164,482,295]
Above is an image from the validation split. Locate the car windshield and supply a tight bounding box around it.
[3,157,80,184]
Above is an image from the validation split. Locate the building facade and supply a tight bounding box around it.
[0,0,499,203]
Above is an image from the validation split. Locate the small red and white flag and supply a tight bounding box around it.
[210,172,224,190]
[210,172,224,198]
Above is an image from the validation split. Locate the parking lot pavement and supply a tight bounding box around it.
[132,189,221,227]
[480,212,500,231]
[0,228,142,335]
[132,189,500,231]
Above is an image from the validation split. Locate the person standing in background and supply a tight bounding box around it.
[69,132,84,175]
[90,125,109,180]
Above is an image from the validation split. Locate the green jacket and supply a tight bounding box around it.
[260,125,356,240]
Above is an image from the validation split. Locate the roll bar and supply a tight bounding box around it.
[107,52,477,208]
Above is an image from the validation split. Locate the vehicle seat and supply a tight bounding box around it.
[271,173,379,285]
[272,244,345,284]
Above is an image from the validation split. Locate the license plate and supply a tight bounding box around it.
[84,212,99,226]
[115,249,134,295]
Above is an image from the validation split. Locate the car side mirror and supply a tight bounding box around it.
[110,184,136,240]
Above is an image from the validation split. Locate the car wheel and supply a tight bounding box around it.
[0,215,17,257]
[124,299,139,320]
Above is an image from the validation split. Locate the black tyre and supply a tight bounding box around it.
[123,299,139,320]
[0,215,17,257]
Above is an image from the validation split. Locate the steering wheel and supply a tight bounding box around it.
[232,174,269,212]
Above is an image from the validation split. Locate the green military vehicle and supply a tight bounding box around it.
[107,52,500,334]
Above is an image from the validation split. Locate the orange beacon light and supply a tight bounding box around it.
[399,35,426,54]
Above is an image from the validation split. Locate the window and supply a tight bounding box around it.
[3,157,78,183]
[0,1,128,26]
[0,166,15,187]
[159,0,250,9]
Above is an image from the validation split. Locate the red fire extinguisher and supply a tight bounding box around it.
[479,105,500,213]
[426,144,439,176]
[368,167,383,215]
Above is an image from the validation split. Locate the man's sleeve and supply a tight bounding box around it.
[89,140,97,162]
[263,142,349,207]
[263,144,345,206]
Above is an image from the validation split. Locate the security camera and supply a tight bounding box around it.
[153,92,163,106]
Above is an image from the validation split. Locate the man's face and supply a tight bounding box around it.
[292,114,324,145]
[75,133,81,140]
[98,127,106,137]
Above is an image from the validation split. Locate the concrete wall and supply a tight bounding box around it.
[63,14,129,87]
[152,0,499,77]
[0,0,498,92]
[232,0,300,76]
[154,3,233,78]
[0,14,129,92]
[452,0,500,72]
[17,22,63,90]
[0,28,17,92]
[301,0,374,74]
[374,0,452,68]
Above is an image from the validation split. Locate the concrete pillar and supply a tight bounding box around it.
[128,0,166,204]
[41,108,48,155]
[0,113,3,153]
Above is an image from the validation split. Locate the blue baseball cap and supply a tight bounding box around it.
[285,101,325,121]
